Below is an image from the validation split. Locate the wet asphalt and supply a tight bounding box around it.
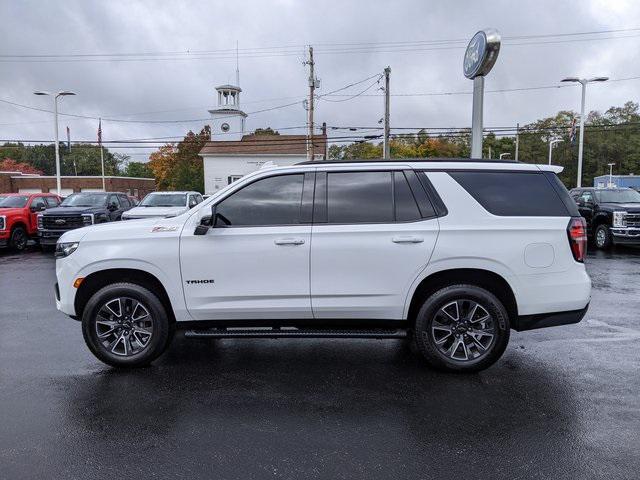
[0,247,639,480]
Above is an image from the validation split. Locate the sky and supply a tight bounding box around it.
[1,0,640,162]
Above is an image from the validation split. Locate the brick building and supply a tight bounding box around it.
[0,171,155,199]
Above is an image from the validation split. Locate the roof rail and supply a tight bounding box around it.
[295,157,521,165]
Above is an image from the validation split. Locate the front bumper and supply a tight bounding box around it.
[513,304,589,331]
[39,229,64,245]
[611,227,640,245]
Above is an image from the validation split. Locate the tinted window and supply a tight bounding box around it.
[45,197,59,207]
[327,171,393,223]
[108,195,121,208]
[118,195,131,207]
[449,171,570,216]
[394,172,421,221]
[31,197,46,209]
[216,174,304,226]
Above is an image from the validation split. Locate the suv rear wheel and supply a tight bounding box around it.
[413,284,510,372]
[81,282,173,368]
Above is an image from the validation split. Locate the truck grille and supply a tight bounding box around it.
[626,213,640,227]
[42,215,85,230]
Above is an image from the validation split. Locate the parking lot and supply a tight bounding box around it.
[0,247,638,479]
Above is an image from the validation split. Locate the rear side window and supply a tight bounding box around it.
[449,171,570,216]
[327,171,393,223]
[394,172,422,221]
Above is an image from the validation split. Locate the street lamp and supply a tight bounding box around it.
[499,152,511,159]
[33,91,76,195]
[560,76,608,187]
[548,139,563,165]
[607,162,616,188]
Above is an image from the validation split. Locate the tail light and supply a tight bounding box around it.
[567,217,587,262]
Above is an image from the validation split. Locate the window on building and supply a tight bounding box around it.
[228,175,243,184]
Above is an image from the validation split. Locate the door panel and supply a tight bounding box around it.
[310,220,438,319]
[181,226,312,320]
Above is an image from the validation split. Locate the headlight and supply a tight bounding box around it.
[37,214,43,229]
[82,213,94,226]
[55,242,79,258]
[0,215,5,231]
[613,211,627,227]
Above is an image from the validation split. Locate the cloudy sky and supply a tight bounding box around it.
[1,0,640,161]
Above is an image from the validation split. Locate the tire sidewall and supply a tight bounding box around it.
[82,283,170,367]
[414,284,510,372]
[10,226,27,251]
[595,224,612,250]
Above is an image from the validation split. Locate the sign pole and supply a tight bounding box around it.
[471,76,484,158]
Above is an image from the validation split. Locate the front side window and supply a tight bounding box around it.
[215,174,304,226]
[45,197,59,208]
[108,195,121,209]
[327,171,394,224]
[31,197,46,210]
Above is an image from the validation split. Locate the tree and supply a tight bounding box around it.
[148,126,210,192]
[253,127,280,136]
[123,161,153,178]
[0,158,43,174]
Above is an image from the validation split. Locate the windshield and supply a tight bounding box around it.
[0,195,29,208]
[595,189,640,204]
[140,193,187,207]
[60,193,108,207]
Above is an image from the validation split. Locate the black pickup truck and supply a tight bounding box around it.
[38,192,133,250]
[569,187,640,249]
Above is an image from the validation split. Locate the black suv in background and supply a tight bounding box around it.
[39,192,133,250]
[569,187,640,249]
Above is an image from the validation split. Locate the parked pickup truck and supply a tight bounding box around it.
[0,193,61,251]
[569,187,640,249]
[39,192,133,250]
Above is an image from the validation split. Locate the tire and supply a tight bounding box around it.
[413,284,510,373]
[9,226,28,251]
[82,282,173,368]
[594,224,612,250]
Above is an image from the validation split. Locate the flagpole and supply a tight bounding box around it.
[99,118,105,191]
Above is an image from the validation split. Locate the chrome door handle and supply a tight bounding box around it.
[392,236,424,244]
[274,238,305,246]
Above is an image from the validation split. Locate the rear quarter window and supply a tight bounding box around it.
[449,171,572,216]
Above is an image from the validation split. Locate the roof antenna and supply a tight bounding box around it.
[235,40,240,86]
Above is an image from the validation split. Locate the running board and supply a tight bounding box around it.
[184,327,408,339]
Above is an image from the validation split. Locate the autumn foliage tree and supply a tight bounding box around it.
[0,158,43,174]
[148,126,210,192]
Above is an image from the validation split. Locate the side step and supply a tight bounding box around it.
[184,327,408,339]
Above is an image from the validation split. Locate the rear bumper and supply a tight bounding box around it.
[513,304,589,332]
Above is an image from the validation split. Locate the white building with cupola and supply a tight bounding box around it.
[200,77,326,194]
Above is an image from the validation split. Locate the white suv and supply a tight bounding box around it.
[122,191,203,220]
[54,159,591,372]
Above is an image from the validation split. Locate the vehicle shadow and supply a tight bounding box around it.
[52,337,588,479]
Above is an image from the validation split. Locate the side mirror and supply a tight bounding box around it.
[108,203,118,212]
[30,204,45,212]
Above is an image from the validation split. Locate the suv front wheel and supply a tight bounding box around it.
[414,284,510,372]
[82,282,173,368]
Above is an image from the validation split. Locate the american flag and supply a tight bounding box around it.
[569,117,577,144]
[97,118,102,145]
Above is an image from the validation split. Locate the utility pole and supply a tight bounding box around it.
[383,66,391,160]
[306,46,315,161]
[515,123,519,161]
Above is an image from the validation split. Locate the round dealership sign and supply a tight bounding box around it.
[463,29,501,79]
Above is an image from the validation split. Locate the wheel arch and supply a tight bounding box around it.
[74,268,176,324]
[405,268,518,328]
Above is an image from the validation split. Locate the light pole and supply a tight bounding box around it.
[607,162,615,187]
[33,91,76,195]
[548,139,563,165]
[560,77,608,187]
[499,152,511,159]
